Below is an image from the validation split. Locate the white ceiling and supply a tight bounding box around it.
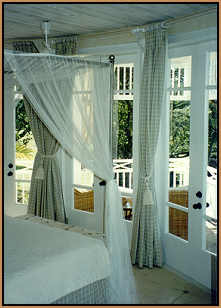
[4,3,217,41]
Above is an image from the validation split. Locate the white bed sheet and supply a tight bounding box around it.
[4,216,110,304]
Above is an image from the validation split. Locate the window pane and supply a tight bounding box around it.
[114,64,134,99]
[16,182,30,205]
[73,159,94,187]
[168,92,191,209]
[170,56,192,88]
[169,208,188,240]
[122,196,133,221]
[74,187,94,213]
[208,52,217,86]
[126,67,130,91]
[73,159,94,213]
[117,100,133,160]
[205,91,217,254]
[15,99,36,204]
[119,67,124,90]
[16,100,36,181]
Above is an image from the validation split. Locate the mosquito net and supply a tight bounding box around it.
[5,50,137,304]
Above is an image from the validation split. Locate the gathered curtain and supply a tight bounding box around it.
[24,100,66,223]
[13,41,39,53]
[131,29,167,268]
[13,36,78,55]
[52,36,78,55]
[5,51,137,304]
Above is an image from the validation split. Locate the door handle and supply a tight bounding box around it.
[196,191,202,198]
[8,163,13,168]
[206,202,210,208]
[193,202,202,209]
[7,171,13,176]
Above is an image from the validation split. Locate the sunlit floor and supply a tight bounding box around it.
[133,266,212,305]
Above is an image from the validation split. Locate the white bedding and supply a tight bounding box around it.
[4,216,110,304]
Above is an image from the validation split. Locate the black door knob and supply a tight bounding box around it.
[193,203,202,209]
[8,171,13,176]
[206,202,210,208]
[196,191,202,198]
[8,163,13,168]
[197,203,202,209]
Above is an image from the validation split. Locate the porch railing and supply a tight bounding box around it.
[113,158,217,191]
[113,159,133,193]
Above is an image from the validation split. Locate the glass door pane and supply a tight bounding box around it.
[205,63,217,254]
[73,159,94,213]
[15,99,36,205]
[168,55,192,240]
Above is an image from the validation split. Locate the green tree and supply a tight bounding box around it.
[16,139,34,160]
[169,99,217,168]
[16,99,32,144]
[208,100,217,168]
[169,100,190,158]
[117,100,133,159]
[16,99,34,160]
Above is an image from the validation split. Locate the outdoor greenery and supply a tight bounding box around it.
[16,100,31,144]
[117,99,217,169]
[208,100,217,168]
[16,98,217,169]
[16,100,34,160]
[169,99,217,168]
[169,100,190,158]
[117,100,133,159]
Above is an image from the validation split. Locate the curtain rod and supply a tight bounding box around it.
[4,50,110,67]
[131,7,216,33]
[5,33,78,43]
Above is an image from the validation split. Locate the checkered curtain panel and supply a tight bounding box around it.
[24,100,66,223]
[131,29,167,268]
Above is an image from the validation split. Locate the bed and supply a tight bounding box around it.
[4,215,111,304]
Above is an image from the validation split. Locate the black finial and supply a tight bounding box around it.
[109,55,115,64]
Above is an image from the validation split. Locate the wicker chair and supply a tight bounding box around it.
[74,189,94,212]
[168,190,188,240]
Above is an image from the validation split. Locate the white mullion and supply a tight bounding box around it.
[189,49,208,250]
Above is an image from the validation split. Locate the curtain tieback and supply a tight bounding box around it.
[143,175,153,205]
[35,152,57,180]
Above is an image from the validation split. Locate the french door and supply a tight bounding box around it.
[163,41,217,289]
[4,75,27,217]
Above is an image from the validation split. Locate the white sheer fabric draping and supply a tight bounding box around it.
[5,51,137,304]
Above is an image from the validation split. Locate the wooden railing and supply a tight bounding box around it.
[113,159,133,192]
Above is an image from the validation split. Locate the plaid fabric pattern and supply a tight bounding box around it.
[24,100,66,223]
[13,41,39,53]
[52,278,109,304]
[131,29,167,268]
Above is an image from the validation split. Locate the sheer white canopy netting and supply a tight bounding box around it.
[5,51,137,304]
